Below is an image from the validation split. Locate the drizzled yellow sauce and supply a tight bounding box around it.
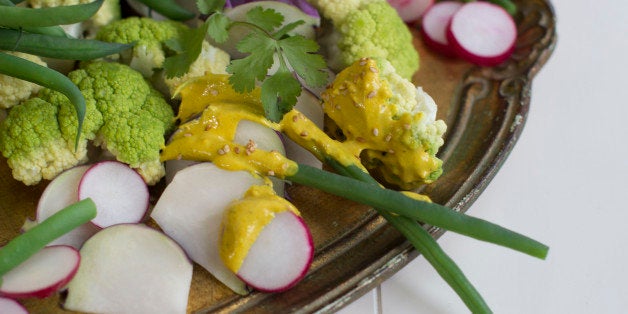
[219,185,300,273]
[161,60,440,266]
[321,58,441,189]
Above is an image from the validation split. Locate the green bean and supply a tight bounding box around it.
[0,28,133,60]
[133,0,195,21]
[288,163,549,259]
[0,0,104,28]
[0,51,85,146]
[0,199,97,278]
[0,0,68,37]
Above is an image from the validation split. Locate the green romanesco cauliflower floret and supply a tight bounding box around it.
[0,52,47,109]
[0,61,175,186]
[321,58,445,189]
[27,0,121,38]
[0,98,88,185]
[306,0,380,25]
[313,0,419,79]
[71,61,175,184]
[96,17,187,77]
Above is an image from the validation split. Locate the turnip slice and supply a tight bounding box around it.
[447,1,517,66]
[165,119,286,195]
[233,211,313,292]
[420,1,463,57]
[0,245,80,299]
[284,89,323,169]
[37,165,99,248]
[388,0,434,23]
[0,297,27,314]
[64,224,192,314]
[152,163,264,294]
[78,161,149,228]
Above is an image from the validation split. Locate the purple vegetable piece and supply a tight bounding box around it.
[225,0,319,18]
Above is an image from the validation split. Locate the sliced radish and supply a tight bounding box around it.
[388,0,434,23]
[64,224,192,314]
[447,1,517,66]
[221,190,314,292]
[420,1,463,57]
[0,297,27,314]
[284,89,324,169]
[0,245,80,299]
[78,161,149,228]
[37,165,99,248]
[152,163,264,294]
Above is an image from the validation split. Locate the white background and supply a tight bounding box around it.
[339,0,628,313]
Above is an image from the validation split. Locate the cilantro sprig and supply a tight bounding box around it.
[164,0,328,122]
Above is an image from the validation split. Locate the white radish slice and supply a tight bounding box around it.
[284,89,324,169]
[0,297,27,314]
[78,161,149,228]
[152,163,264,294]
[235,211,313,292]
[420,1,463,57]
[165,119,286,195]
[447,1,517,66]
[64,224,192,314]
[388,0,434,23]
[0,245,80,299]
[37,165,99,248]
[232,120,286,195]
[217,1,319,58]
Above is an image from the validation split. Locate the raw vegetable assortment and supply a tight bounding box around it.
[0,0,547,313]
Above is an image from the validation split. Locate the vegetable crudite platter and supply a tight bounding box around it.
[0,0,556,313]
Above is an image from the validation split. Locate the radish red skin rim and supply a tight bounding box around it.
[0,297,28,314]
[446,2,517,66]
[0,245,80,299]
[419,1,463,58]
[239,214,315,293]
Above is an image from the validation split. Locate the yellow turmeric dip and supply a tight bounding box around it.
[219,185,301,273]
[160,59,443,269]
[161,58,443,189]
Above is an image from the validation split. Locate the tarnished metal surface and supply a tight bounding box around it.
[3,0,556,312]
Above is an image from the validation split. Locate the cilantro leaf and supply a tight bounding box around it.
[261,70,302,122]
[273,20,305,40]
[206,12,231,43]
[227,33,276,92]
[278,36,328,88]
[196,0,225,15]
[163,20,210,78]
[246,7,283,33]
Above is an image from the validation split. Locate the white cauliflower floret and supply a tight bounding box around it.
[163,40,231,95]
[0,51,47,109]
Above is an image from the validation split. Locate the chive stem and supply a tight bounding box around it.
[287,163,549,260]
[326,158,491,312]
